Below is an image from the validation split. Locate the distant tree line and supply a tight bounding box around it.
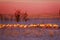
[0,10,29,22]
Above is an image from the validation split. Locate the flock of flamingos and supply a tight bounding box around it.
[0,24,59,29]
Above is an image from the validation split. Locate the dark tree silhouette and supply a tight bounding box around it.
[23,12,28,22]
[0,14,3,21]
[59,9,60,16]
[15,10,21,22]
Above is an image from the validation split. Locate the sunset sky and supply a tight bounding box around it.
[0,0,60,18]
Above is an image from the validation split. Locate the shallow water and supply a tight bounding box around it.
[0,27,60,40]
[0,18,60,25]
[0,18,60,40]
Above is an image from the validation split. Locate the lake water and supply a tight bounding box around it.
[0,18,60,25]
[0,18,60,40]
[0,27,60,40]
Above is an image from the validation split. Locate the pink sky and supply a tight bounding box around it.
[0,0,60,18]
